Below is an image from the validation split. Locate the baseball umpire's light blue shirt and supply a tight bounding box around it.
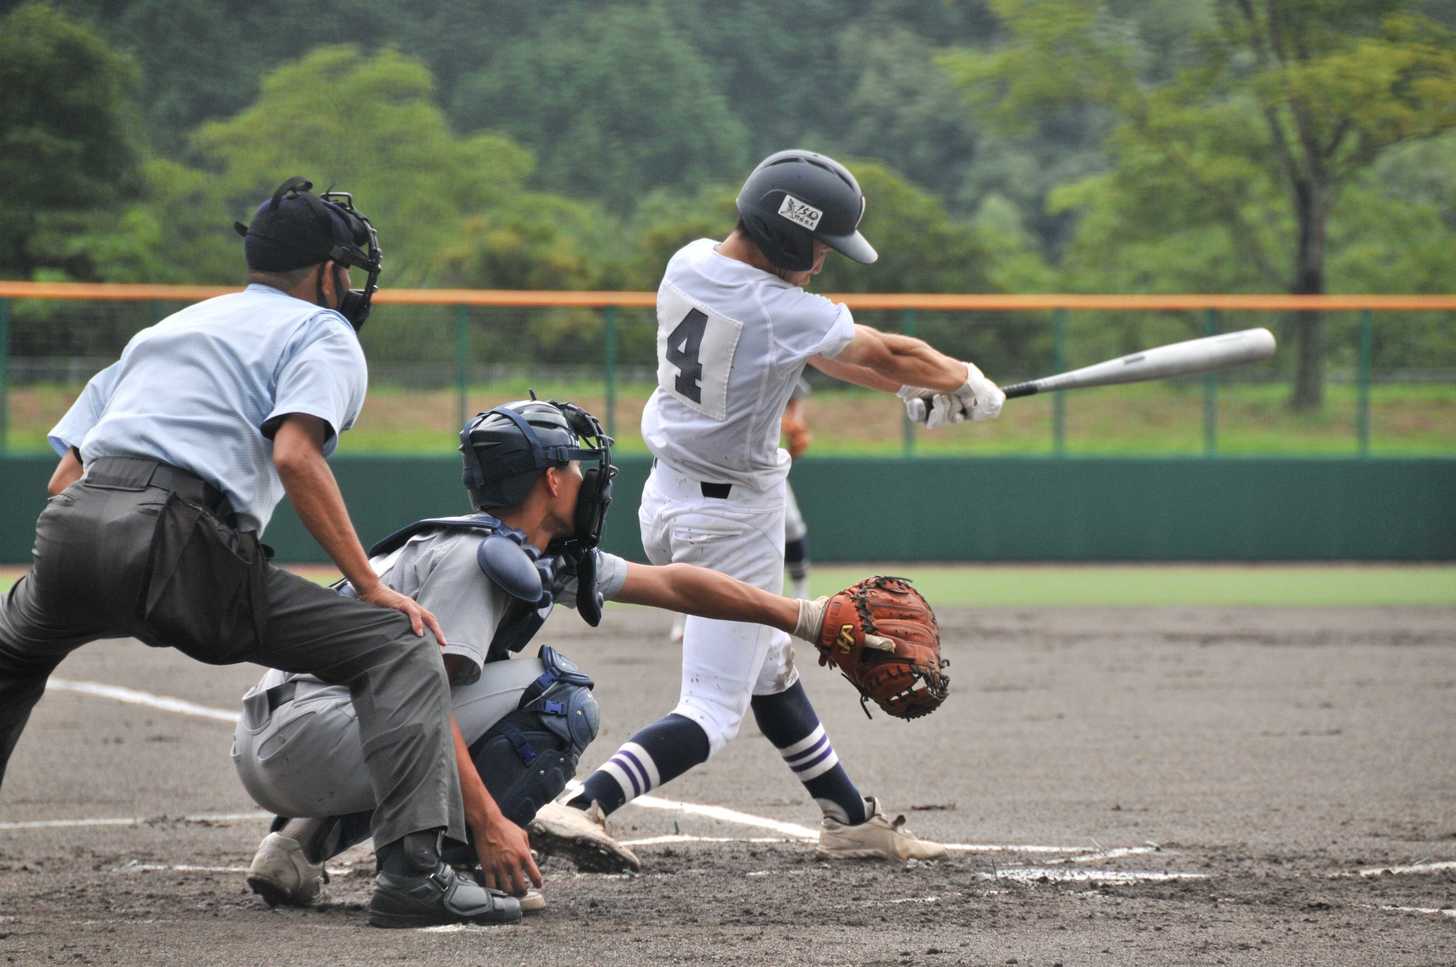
[48,284,368,535]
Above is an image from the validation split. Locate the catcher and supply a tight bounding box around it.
[231,398,944,916]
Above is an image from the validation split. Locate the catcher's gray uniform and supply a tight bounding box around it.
[233,529,627,825]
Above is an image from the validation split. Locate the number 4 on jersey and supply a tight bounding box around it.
[666,308,707,404]
[657,290,741,420]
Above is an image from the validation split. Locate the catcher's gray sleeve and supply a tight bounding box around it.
[385,531,509,684]
[555,550,629,611]
[595,551,629,601]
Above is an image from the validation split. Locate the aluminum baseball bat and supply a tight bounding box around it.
[1002,327,1276,399]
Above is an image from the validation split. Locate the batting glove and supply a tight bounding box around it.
[951,361,1005,422]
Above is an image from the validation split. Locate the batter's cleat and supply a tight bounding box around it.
[246,832,326,907]
[369,862,522,928]
[816,797,948,863]
[528,800,641,873]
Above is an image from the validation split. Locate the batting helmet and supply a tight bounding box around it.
[735,149,878,272]
[459,398,617,547]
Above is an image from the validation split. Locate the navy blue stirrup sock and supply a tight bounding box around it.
[785,536,810,582]
[568,713,710,816]
[751,682,869,825]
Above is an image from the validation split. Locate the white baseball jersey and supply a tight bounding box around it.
[640,239,855,490]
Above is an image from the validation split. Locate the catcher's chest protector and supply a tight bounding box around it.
[366,514,594,660]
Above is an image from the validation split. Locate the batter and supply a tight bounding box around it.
[559,149,1005,862]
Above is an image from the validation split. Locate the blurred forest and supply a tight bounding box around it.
[2,0,1454,408]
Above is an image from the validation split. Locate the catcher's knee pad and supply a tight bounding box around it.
[468,646,599,826]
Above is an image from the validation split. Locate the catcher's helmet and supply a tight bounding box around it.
[735,149,878,273]
[459,398,617,547]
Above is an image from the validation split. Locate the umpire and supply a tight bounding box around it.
[0,178,520,927]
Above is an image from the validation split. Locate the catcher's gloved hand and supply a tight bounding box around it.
[792,576,949,719]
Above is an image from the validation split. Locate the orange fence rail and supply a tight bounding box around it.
[1,281,1454,311]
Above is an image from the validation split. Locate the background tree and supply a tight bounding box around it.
[946,0,1456,408]
[449,3,750,213]
[0,3,144,280]
[190,45,539,287]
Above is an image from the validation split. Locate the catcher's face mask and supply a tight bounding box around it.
[554,401,616,549]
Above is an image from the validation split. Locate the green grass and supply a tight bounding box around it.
[806,564,1456,607]
[3,564,1452,606]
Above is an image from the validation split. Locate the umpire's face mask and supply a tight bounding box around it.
[317,189,382,330]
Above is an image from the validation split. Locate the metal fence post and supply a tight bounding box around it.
[603,307,618,438]
[0,298,9,455]
[901,309,917,458]
[1203,309,1218,456]
[455,305,470,428]
[1357,309,1373,457]
[1052,309,1067,456]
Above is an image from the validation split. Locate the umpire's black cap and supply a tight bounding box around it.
[234,177,377,273]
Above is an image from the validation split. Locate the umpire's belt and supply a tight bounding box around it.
[86,456,234,519]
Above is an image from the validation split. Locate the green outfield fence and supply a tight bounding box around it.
[1,284,1452,562]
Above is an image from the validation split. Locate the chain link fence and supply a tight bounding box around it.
[1,287,1452,458]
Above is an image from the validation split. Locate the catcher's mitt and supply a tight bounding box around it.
[814,576,948,719]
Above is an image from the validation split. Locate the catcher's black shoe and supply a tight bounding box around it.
[368,862,522,928]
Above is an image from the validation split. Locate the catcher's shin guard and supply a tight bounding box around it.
[465,646,598,827]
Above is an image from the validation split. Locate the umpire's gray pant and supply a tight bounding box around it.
[0,457,464,849]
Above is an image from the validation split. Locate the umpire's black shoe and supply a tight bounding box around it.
[368,862,522,928]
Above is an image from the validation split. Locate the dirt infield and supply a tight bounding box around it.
[2,605,1454,966]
